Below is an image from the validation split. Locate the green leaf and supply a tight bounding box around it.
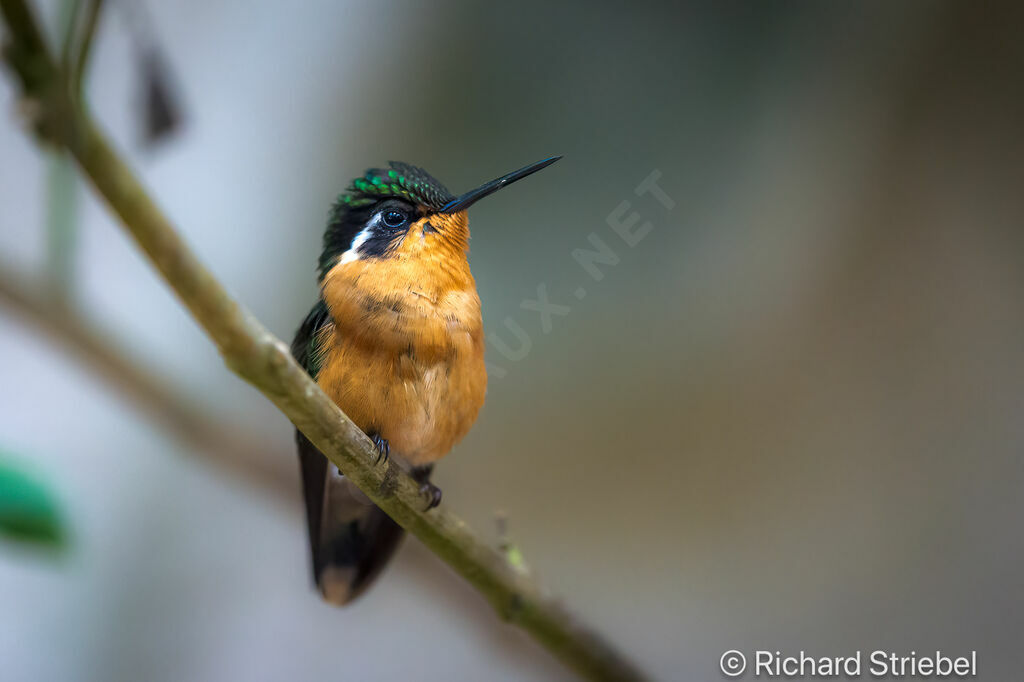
[0,457,67,548]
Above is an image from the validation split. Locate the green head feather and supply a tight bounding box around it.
[339,161,455,211]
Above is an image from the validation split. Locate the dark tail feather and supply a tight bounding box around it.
[296,432,435,603]
[296,432,405,605]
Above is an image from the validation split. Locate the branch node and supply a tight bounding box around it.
[496,509,532,577]
[498,592,526,622]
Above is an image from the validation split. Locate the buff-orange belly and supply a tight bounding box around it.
[316,330,487,467]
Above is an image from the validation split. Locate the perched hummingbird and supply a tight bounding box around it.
[291,156,561,604]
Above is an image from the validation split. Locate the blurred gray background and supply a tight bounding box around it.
[2,1,1023,680]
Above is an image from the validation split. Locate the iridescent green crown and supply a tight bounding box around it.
[339,161,454,211]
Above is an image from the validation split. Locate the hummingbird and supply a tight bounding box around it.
[291,156,561,604]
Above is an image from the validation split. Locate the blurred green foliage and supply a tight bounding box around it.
[0,453,67,549]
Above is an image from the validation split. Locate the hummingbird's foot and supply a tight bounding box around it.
[419,481,443,511]
[369,432,389,464]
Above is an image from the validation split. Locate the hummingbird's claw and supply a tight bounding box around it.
[419,482,443,511]
[369,433,389,464]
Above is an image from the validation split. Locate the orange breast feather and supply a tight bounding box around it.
[316,215,487,466]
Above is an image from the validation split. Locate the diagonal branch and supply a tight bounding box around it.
[0,2,647,680]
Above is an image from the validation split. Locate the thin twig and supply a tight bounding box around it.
[71,0,102,93]
[0,2,647,679]
[0,263,296,502]
[43,151,78,299]
[58,0,78,72]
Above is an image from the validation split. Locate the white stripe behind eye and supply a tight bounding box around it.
[339,213,381,265]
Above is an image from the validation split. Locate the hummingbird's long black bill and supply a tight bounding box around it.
[440,155,562,213]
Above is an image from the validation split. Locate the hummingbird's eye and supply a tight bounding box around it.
[381,209,407,228]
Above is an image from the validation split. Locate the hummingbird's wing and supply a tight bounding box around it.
[291,298,332,380]
[291,299,405,604]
